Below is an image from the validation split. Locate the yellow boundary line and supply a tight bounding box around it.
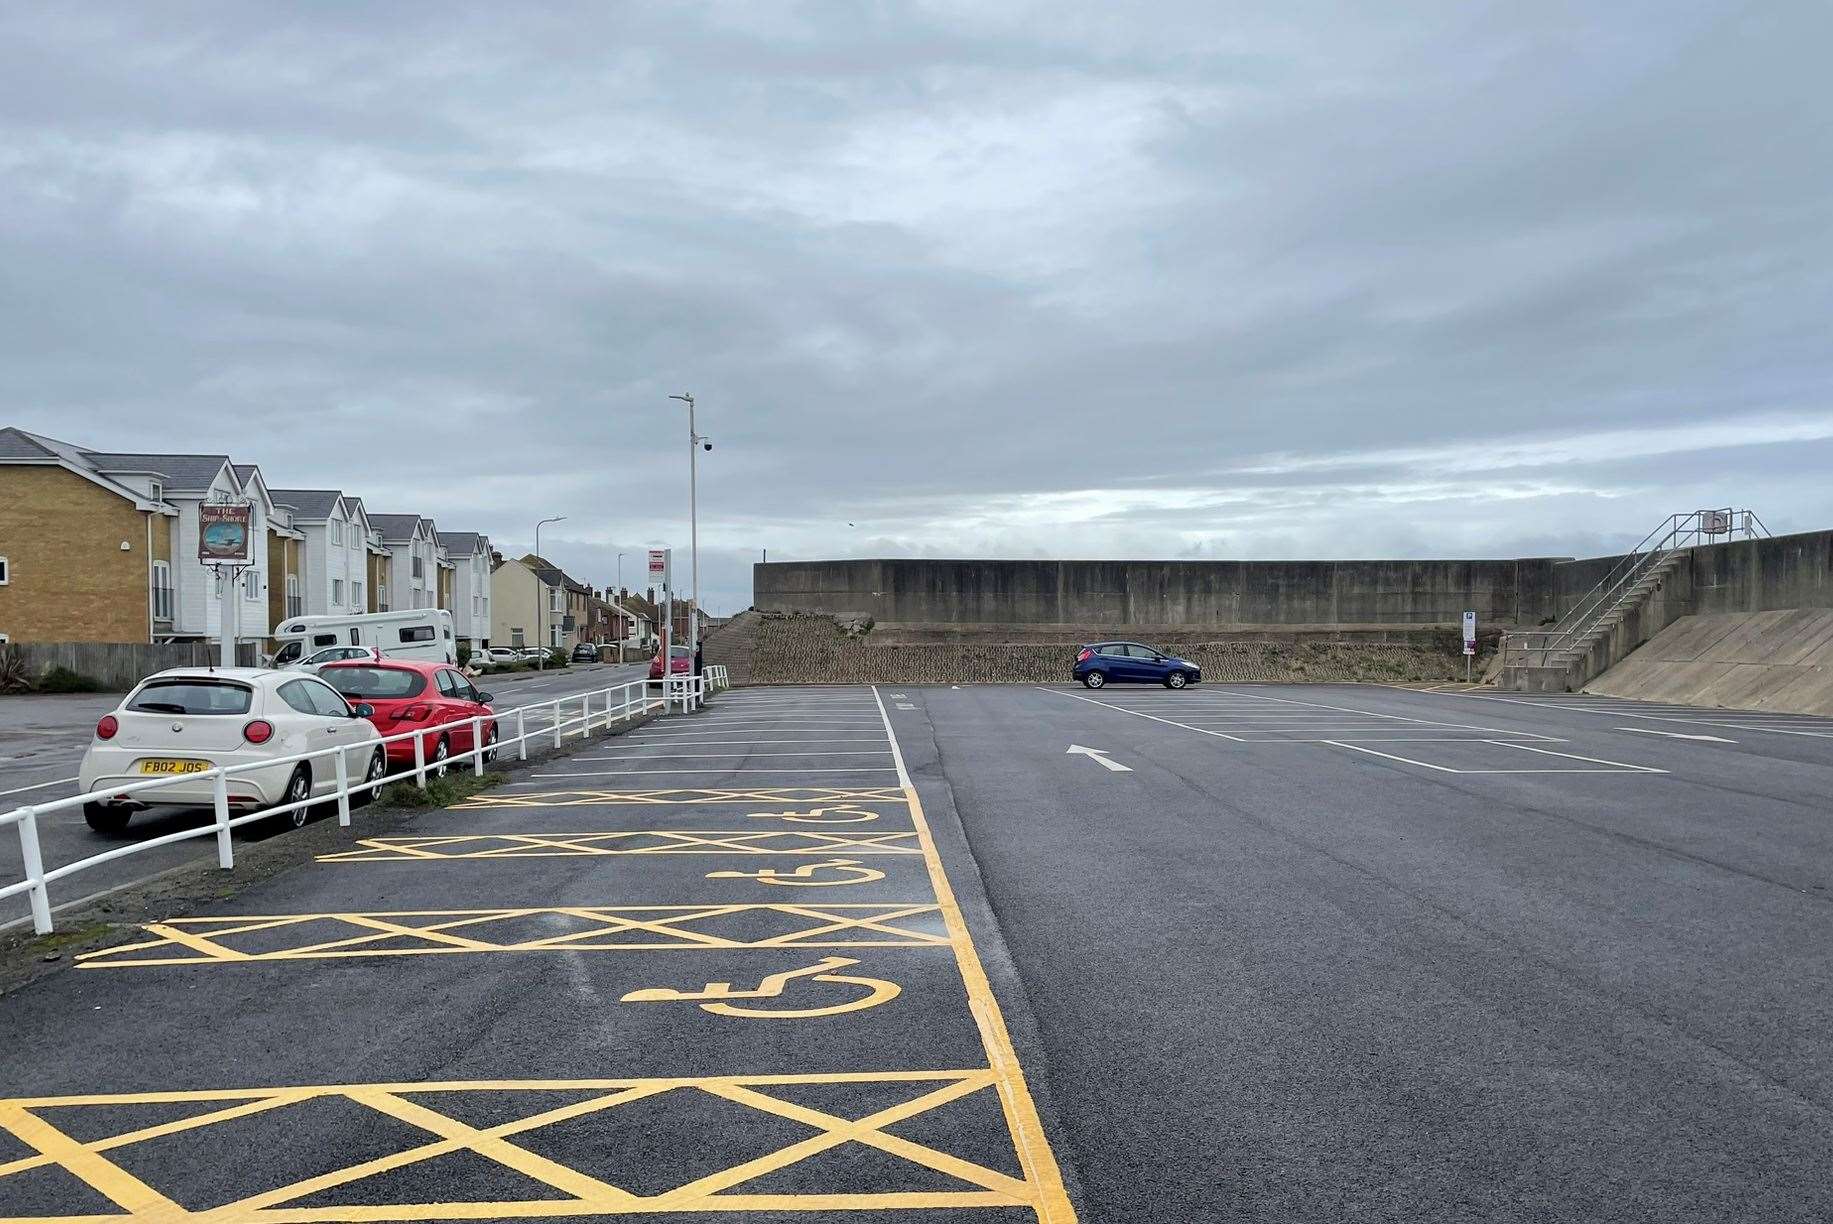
[869,685,1077,1223]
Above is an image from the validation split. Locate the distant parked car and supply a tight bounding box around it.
[571,642,601,663]
[516,647,548,663]
[321,659,497,775]
[649,646,692,680]
[1073,642,1202,690]
[476,647,519,667]
[78,668,385,834]
[287,645,373,674]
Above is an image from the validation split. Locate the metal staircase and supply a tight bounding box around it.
[1503,509,1769,683]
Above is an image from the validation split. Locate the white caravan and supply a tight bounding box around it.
[269,608,457,667]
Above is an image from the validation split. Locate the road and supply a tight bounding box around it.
[3,681,1832,1221]
[0,662,648,929]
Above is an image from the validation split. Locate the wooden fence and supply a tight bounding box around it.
[5,641,261,692]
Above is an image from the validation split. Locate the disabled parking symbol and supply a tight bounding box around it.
[621,956,901,1018]
[707,858,887,887]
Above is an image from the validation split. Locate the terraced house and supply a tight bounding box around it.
[0,428,287,645]
[0,427,497,648]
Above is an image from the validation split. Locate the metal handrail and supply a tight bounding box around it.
[3,672,708,935]
[1503,508,1764,666]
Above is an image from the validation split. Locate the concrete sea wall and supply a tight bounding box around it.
[756,558,1563,627]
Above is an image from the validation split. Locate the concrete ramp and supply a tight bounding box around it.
[1585,609,1833,715]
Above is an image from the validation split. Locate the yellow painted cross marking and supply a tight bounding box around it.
[707,858,887,886]
[0,1070,1040,1218]
[316,830,923,861]
[622,955,902,1018]
[76,903,948,967]
[456,786,910,808]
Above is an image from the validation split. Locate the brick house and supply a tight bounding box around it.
[0,428,177,643]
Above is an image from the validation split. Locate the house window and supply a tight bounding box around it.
[332,578,345,605]
[243,570,260,601]
[0,556,8,585]
[152,562,173,620]
[285,574,302,618]
[510,628,525,648]
[411,555,425,580]
[378,582,388,610]
[148,480,163,502]
[352,581,364,608]
[473,594,481,615]
[330,521,343,545]
[550,623,562,647]
[549,590,562,613]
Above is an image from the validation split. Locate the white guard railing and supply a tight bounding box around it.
[2,673,711,936]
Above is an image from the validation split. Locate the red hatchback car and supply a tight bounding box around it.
[320,659,497,772]
[649,646,691,680]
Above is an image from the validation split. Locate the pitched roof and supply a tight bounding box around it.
[232,464,258,484]
[530,565,593,596]
[0,428,173,508]
[367,514,423,539]
[85,452,232,493]
[437,531,483,551]
[0,427,59,459]
[269,489,343,519]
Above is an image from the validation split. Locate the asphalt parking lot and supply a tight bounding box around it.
[2,681,1831,1222]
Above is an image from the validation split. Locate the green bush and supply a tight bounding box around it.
[547,648,569,668]
[380,770,507,808]
[37,666,104,693]
[456,645,472,667]
[0,646,32,694]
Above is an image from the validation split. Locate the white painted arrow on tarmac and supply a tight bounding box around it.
[1066,744,1133,772]
[1617,727,1736,743]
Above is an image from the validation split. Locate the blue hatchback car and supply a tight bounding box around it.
[1073,641,1203,689]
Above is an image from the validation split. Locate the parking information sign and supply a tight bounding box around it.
[648,548,670,585]
[1462,610,1478,656]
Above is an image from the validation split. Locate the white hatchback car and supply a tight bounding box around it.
[78,668,387,834]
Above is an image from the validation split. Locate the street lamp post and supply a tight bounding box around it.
[534,515,566,670]
[669,393,709,668]
[616,552,625,664]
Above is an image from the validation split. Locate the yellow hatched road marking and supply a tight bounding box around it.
[316,830,924,861]
[76,904,949,966]
[0,1070,1035,1219]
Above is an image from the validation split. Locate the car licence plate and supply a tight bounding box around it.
[139,759,209,775]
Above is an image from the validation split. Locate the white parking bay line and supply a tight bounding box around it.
[1037,688,1244,741]
[1485,741,1667,772]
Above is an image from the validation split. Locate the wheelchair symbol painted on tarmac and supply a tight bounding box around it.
[748,806,880,824]
[620,956,901,1018]
[706,858,887,887]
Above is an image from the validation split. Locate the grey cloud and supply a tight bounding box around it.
[3,2,1829,617]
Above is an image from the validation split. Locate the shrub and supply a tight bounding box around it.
[0,646,31,694]
[547,648,568,668]
[456,645,472,667]
[380,770,506,808]
[37,666,104,694]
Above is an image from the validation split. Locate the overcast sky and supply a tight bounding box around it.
[4,2,1829,614]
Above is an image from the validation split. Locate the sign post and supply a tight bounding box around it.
[1462,610,1478,683]
[649,549,672,701]
[200,503,254,668]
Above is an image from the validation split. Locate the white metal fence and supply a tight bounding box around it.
[2,668,730,936]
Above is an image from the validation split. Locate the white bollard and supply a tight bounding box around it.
[517,708,527,761]
[17,808,52,935]
[334,750,351,827]
[413,732,427,790]
[213,772,234,868]
[473,716,485,776]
